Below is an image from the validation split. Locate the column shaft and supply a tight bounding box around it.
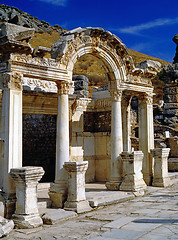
[106,90,123,190]
[139,94,154,185]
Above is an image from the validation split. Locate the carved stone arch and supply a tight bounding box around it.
[51,27,135,89]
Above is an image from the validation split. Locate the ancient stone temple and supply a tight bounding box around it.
[0,23,171,224]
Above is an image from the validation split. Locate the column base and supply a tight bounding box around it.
[12,213,43,229]
[64,200,92,213]
[120,176,147,192]
[152,177,172,187]
[143,173,153,186]
[49,182,67,208]
[105,181,121,191]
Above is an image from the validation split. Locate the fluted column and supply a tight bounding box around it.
[0,72,22,218]
[106,90,123,190]
[49,80,70,208]
[138,93,154,185]
[122,94,132,152]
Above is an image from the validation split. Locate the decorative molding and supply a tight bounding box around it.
[94,99,111,109]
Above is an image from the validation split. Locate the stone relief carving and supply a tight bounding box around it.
[1,72,22,90]
[95,99,111,109]
[23,78,57,93]
[10,53,60,68]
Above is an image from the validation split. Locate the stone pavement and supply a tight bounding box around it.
[3,176,178,240]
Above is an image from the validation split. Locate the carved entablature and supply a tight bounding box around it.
[57,81,70,95]
[110,89,123,102]
[50,27,135,74]
[124,74,152,87]
[10,53,60,68]
[0,72,22,90]
[95,99,111,109]
[139,93,153,105]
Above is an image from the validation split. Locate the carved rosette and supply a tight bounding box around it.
[56,81,70,95]
[1,72,23,90]
[110,89,123,102]
[139,93,153,105]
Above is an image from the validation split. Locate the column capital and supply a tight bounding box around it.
[139,93,153,105]
[0,72,23,91]
[110,89,123,102]
[56,81,70,95]
[122,94,132,107]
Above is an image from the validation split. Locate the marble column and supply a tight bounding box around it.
[138,93,154,185]
[64,161,91,213]
[106,90,123,190]
[10,167,44,228]
[151,148,172,187]
[49,81,70,208]
[0,72,23,218]
[122,94,132,152]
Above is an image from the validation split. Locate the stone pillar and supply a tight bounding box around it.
[64,161,91,213]
[49,81,70,208]
[151,148,172,187]
[120,151,146,193]
[122,94,132,152]
[138,93,154,185]
[10,167,44,228]
[0,72,23,218]
[106,90,123,190]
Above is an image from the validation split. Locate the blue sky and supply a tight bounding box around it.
[1,0,178,62]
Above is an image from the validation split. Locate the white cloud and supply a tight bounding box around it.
[118,17,178,35]
[38,0,67,6]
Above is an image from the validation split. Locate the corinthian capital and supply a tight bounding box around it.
[110,89,123,102]
[1,72,23,90]
[56,81,70,95]
[139,93,153,105]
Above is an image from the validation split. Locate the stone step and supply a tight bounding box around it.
[168,172,178,180]
[87,192,134,208]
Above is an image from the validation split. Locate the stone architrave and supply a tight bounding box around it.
[106,89,123,190]
[0,72,23,218]
[138,93,154,186]
[151,148,172,187]
[122,94,132,152]
[120,151,146,193]
[64,161,91,213]
[49,81,70,208]
[10,167,44,229]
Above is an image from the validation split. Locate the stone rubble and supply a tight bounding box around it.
[0,216,14,238]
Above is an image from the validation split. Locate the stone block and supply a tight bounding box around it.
[151,148,172,187]
[0,201,4,217]
[42,209,77,225]
[120,151,147,192]
[64,161,92,213]
[0,216,14,238]
[168,158,178,171]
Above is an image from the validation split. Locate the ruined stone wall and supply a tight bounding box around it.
[23,114,56,182]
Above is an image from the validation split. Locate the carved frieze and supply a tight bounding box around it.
[95,99,111,109]
[23,78,57,93]
[10,53,60,68]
